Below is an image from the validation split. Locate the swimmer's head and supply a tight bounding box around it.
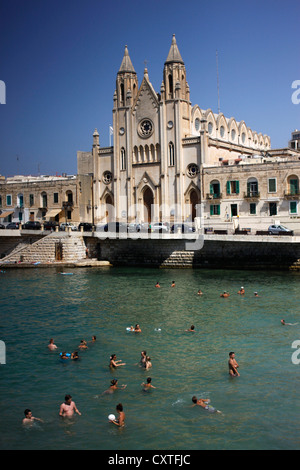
[192,396,197,403]
[111,379,118,385]
[147,377,152,383]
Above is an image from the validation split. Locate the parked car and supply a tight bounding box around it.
[171,223,195,233]
[6,222,21,229]
[78,222,93,232]
[60,222,77,231]
[127,223,141,233]
[152,222,169,233]
[22,221,42,230]
[43,220,59,231]
[268,225,294,236]
[103,222,128,233]
[0,223,5,229]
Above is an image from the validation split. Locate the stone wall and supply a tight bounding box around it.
[0,233,87,264]
[92,236,300,270]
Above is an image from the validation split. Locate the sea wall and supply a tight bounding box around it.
[85,234,300,270]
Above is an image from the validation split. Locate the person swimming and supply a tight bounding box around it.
[103,379,127,394]
[141,377,156,391]
[109,354,126,369]
[191,396,221,413]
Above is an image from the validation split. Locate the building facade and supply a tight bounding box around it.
[78,35,278,228]
[0,174,79,225]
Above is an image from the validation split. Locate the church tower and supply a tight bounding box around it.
[160,34,192,220]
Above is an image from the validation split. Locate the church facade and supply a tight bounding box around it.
[77,35,276,228]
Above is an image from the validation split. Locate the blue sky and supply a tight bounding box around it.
[0,0,299,177]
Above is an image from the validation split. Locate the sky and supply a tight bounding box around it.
[0,0,299,177]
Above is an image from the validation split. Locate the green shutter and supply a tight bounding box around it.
[290,201,297,214]
[226,181,231,194]
[236,180,240,194]
[210,184,213,194]
[217,204,220,215]
[210,205,214,216]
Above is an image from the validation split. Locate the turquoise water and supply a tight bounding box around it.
[0,266,299,450]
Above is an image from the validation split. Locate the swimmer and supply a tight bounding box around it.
[109,354,126,369]
[228,351,240,377]
[145,356,152,370]
[91,335,97,342]
[254,292,259,297]
[103,379,127,394]
[109,403,125,427]
[220,291,230,298]
[71,351,79,360]
[155,281,161,288]
[186,325,195,332]
[197,289,203,296]
[237,286,245,295]
[78,340,88,349]
[281,319,298,326]
[22,409,44,425]
[59,395,81,418]
[60,351,70,360]
[139,350,147,367]
[48,338,57,351]
[134,324,142,333]
[171,281,175,287]
[141,377,156,391]
[192,396,221,413]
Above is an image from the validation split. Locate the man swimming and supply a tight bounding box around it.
[192,396,221,413]
[22,409,44,425]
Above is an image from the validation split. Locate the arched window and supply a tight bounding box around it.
[169,142,175,166]
[120,83,124,104]
[120,147,126,170]
[168,74,173,99]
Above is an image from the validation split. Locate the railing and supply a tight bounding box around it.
[243,191,260,199]
[206,193,222,200]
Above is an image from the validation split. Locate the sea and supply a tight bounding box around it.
[0,265,299,450]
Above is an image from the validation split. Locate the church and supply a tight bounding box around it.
[77,35,273,227]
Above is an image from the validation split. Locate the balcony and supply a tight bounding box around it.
[244,191,260,200]
[206,193,222,200]
[284,190,300,199]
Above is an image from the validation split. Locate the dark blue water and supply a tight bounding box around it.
[0,266,299,450]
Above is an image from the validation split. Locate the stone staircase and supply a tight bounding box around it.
[0,233,87,264]
[160,251,195,267]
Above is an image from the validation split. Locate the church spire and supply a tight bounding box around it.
[165,34,184,65]
[118,45,136,74]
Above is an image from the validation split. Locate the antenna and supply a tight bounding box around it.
[216,50,220,114]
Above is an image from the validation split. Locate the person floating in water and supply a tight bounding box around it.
[104,379,127,394]
[155,281,161,288]
[192,396,221,413]
[228,351,240,377]
[237,286,245,295]
[185,325,195,332]
[109,354,126,369]
[254,292,259,297]
[134,324,141,333]
[141,377,156,391]
[22,409,44,425]
[197,289,203,296]
[171,281,175,287]
[109,403,125,427]
[281,319,298,326]
[220,291,230,298]
[78,340,88,349]
[59,395,81,418]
